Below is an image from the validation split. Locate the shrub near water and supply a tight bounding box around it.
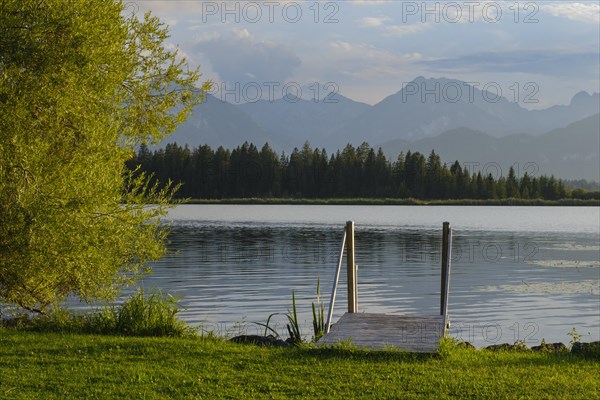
[107,289,192,337]
[12,289,194,337]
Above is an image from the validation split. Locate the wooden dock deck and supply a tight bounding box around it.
[319,312,446,352]
[319,221,453,352]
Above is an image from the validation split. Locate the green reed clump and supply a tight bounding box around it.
[3,289,194,337]
[286,290,302,345]
[256,280,326,344]
[312,278,325,341]
[104,289,194,337]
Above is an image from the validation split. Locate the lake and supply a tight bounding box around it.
[141,205,600,348]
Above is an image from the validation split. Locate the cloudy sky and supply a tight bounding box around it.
[133,1,600,108]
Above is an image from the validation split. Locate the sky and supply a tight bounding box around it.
[132,1,600,109]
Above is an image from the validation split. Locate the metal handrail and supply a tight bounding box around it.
[325,221,452,335]
[325,226,347,333]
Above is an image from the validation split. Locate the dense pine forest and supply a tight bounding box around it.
[128,142,599,201]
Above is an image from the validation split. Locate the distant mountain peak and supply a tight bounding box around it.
[164,76,600,181]
[570,90,599,106]
[378,113,600,181]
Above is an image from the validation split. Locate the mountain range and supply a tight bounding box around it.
[160,77,600,181]
[380,114,599,181]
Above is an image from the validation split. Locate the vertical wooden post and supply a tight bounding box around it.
[440,222,452,330]
[440,222,449,316]
[354,264,358,312]
[346,220,356,313]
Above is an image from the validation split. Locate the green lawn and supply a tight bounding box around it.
[0,329,598,399]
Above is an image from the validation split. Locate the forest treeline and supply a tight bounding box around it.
[128,142,599,200]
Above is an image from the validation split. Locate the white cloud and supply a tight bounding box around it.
[192,32,221,43]
[163,19,179,27]
[132,1,202,17]
[331,41,356,52]
[326,41,422,80]
[382,23,431,37]
[543,2,600,24]
[359,16,390,27]
[165,42,189,60]
[132,0,308,25]
[190,29,301,84]
[232,28,251,40]
[419,50,599,78]
[351,0,389,5]
[128,0,599,107]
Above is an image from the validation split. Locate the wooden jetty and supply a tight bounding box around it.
[319,221,452,352]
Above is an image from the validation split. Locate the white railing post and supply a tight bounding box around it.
[325,226,347,333]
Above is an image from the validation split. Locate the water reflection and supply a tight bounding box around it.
[142,208,600,347]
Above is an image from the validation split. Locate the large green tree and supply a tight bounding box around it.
[0,0,210,312]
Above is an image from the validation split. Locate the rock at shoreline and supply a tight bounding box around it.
[485,343,529,352]
[531,342,567,352]
[456,341,475,350]
[230,335,290,347]
[571,341,600,357]
[485,343,513,351]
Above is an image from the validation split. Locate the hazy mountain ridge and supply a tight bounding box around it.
[156,93,291,150]
[379,114,600,181]
[160,77,599,180]
[332,77,599,146]
[238,93,371,147]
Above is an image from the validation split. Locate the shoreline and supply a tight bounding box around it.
[182,198,600,206]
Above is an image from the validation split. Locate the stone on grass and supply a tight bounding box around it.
[485,343,529,352]
[531,342,567,352]
[571,341,600,357]
[230,335,290,347]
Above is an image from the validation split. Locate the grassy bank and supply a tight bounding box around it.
[183,197,600,206]
[0,329,598,399]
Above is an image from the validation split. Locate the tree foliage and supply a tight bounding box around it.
[130,141,586,201]
[0,0,209,312]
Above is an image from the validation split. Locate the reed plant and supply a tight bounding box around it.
[254,312,282,337]
[312,277,325,341]
[286,290,302,345]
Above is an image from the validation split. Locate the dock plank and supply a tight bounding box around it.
[319,312,445,352]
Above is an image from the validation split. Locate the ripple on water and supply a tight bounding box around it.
[527,260,600,268]
[480,280,599,295]
[129,205,600,347]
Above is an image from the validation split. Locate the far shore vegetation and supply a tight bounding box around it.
[130,142,600,203]
[183,197,600,206]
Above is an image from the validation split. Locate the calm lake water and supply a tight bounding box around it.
[141,205,599,348]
